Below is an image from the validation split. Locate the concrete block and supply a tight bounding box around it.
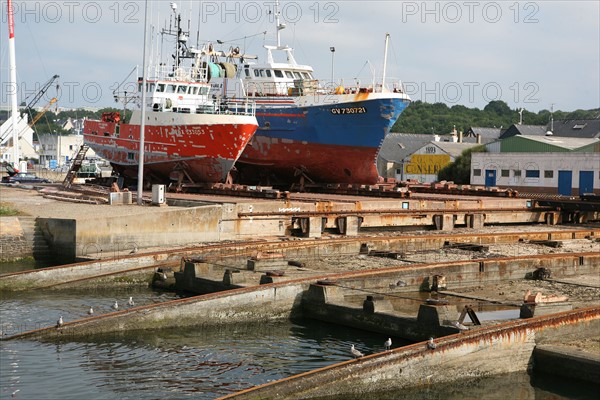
[178,261,211,290]
[246,258,288,271]
[108,192,133,205]
[520,302,573,318]
[299,217,323,238]
[545,212,559,225]
[417,304,457,331]
[363,295,394,314]
[304,283,343,304]
[534,345,600,384]
[466,213,485,229]
[431,275,447,291]
[433,214,454,231]
[223,269,245,286]
[337,216,360,236]
[307,217,323,238]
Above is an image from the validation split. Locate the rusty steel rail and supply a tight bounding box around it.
[237,206,554,218]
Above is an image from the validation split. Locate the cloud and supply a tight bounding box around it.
[1,0,598,111]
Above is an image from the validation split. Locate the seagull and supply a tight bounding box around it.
[350,344,364,358]
[88,306,94,315]
[112,300,119,310]
[427,337,437,350]
[127,296,135,306]
[11,389,20,398]
[452,321,468,331]
[129,245,138,254]
[56,316,63,328]
[384,338,392,351]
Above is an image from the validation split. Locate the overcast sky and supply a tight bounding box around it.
[1,0,599,113]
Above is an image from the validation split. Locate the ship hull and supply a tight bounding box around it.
[234,93,410,185]
[83,112,257,184]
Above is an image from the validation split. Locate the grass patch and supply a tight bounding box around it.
[0,202,22,216]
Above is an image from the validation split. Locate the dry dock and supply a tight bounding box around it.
[1,185,599,397]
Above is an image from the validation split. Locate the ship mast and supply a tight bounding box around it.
[7,0,19,167]
[381,33,390,94]
[137,0,149,205]
[274,0,286,48]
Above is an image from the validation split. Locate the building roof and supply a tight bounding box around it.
[550,119,600,138]
[508,134,600,151]
[378,133,435,162]
[499,124,547,139]
[431,141,481,158]
[463,127,504,143]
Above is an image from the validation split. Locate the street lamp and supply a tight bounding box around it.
[330,47,335,87]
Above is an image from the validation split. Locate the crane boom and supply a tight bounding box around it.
[27,98,57,129]
[25,74,60,109]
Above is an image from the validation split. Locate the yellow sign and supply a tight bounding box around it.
[405,154,451,174]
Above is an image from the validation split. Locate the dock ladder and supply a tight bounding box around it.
[62,144,89,188]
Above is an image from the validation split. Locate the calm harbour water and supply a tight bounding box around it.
[0,268,597,399]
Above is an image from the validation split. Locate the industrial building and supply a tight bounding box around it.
[471,135,600,195]
[378,129,480,183]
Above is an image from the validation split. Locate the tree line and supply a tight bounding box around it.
[0,107,131,136]
[2,99,597,137]
[392,100,599,134]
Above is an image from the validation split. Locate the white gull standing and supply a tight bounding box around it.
[350,344,364,358]
[128,296,135,306]
[427,337,437,350]
[112,300,119,310]
[56,316,63,328]
[384,338,392,351]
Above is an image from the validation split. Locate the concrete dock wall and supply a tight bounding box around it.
[76,205,222,256]
[0,217,31,262]
[5,281,309,341]
[37,218,76,264]
[533,345,600,383]
[34,205,222,264]
[2,230,598,291]
[0,254,176,291]
[223,307,600,399]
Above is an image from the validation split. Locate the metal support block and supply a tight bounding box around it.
[466,213,485,229]
[434,214,454,231]
[337,216,360,236]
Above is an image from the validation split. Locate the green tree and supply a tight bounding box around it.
[392,101,599,134]
[438,145,486,184]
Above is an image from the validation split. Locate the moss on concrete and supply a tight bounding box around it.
[0,202,25,216]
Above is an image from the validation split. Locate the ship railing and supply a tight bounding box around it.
[270,78,406,97]
[147,63,209,83]
[168,99,256,117]
[322,77,406,95]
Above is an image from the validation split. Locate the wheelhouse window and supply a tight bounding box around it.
[177,85,187,94]
[156,83,165,92]
[254,69,260,77]
[245,68,250,77]
[166,84,176,93]
[274,70,284,78]
[293,71,302,79]
[189,86,198,95]
[285,71,294,79]
[301,72,311,79]
[265,70,272,78]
